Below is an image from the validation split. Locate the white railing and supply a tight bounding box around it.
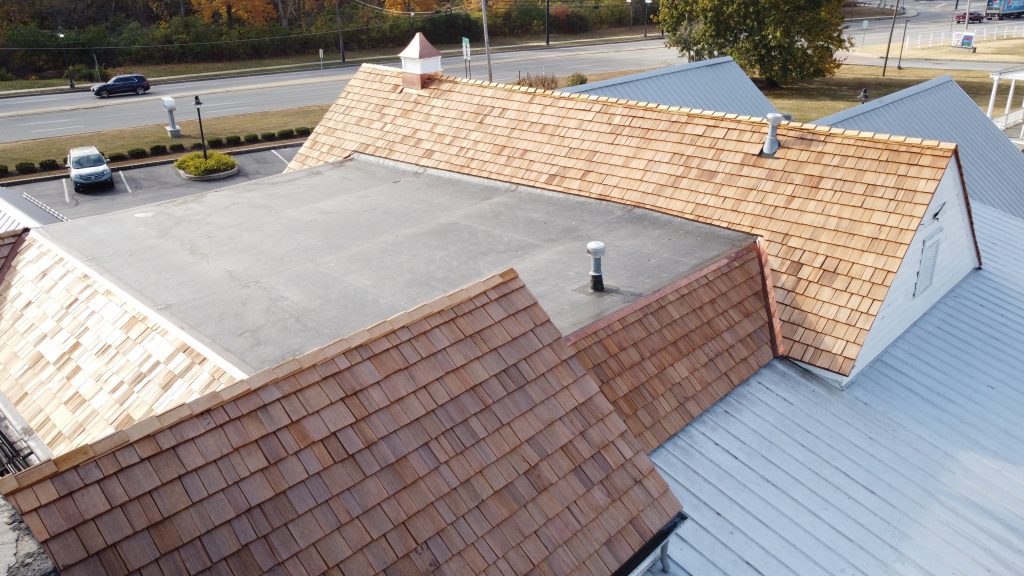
[993,107,1024,130]
[907,25,1024,49]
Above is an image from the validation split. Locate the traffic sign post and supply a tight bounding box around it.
[319,48,324,71]
[862,19,869,48]
[462,37,471,79]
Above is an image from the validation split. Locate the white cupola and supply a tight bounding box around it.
[399,33,443,90]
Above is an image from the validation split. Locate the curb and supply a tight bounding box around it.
[844,9,918,22]
[177,165,239,181]
[0,141,303,187]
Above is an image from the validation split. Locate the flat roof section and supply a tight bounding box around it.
[38,156,753,373]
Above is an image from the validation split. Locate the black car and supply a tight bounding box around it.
[90,74,151,98]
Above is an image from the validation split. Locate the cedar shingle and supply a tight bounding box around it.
[7,271,679,575]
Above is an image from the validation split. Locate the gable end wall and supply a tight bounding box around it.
[848,160,980,382]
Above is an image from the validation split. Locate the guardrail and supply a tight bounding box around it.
[994,107,1024,129]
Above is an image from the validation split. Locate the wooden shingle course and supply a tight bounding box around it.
[4,269,679,575]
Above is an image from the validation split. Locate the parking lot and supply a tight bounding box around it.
[5,145,299,221]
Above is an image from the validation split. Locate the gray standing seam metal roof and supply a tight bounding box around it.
[37,156,752,374]
[650,203,1024,576]
[560,56,778,118]
[815,76,1024,220]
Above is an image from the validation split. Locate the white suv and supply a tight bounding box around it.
[67,146,113,192]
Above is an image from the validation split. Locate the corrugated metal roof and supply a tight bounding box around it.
[652,202,1024,575]
[0,187,62,231]
[816,76,1024,220]
[560,56,777,117]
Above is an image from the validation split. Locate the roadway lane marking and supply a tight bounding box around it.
[18,119,73,126]
[62,179,70,204]
[119,171,133,194]
[203,106,252,113]
[271,150,290,165]
[31,125,84,133]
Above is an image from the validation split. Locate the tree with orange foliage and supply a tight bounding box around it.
[191,0,279,24]
[382,0,445,13]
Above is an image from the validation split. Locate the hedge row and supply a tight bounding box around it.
[4,127,312,176]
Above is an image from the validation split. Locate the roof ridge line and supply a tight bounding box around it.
[0,267,521,493]
[361,64,958,151]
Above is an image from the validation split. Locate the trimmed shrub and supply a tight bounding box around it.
[565,72,588,87]
[15,162,37,174]
[261,132,277,141]
[295,127,311,137]
[108,152,128,162]
[276,128,295,139]
[190,142,205,150]
[127,148,147,159]
[514,73,558,90]
[169,143,186,153]
[207,137,224,148]
[244,133,259,143]
[0,165,7,176]
[550,7,591,34]
[225,135,242,146]
[149,144,168,155]
[38,159,59,171]
[174,151,237,177]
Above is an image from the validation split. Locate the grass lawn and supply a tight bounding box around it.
[0,106,327,172]
[861,31,1024,63]
[762,64,1008,122]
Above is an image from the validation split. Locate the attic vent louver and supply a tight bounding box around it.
[761,113,784,157]
[587,241,605,292]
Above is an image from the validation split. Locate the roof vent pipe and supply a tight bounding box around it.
[762,113,784,156]
[587,241,605,292]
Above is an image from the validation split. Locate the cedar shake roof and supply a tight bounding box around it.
[289,64,964,376]
[568,242,778,452]
[0,235,241,456]
[1,270,681,575]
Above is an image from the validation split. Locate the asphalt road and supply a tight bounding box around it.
[1,3,1018,143]
[8,146,298,221]
[0,40,681,143]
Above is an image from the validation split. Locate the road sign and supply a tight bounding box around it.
[862,19,869,29]
[462,37,471,61]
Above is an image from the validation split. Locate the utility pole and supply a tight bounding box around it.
[881,0,900,76]
[545,0,550,45]
[964,0,972,33]
[482,0,493,81]
[335,0,346,63]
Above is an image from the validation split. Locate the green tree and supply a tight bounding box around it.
[660,0,851,85]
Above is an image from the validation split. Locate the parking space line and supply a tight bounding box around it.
[62,179,70,204]
[271,150,290,165]
[119,171,133,194]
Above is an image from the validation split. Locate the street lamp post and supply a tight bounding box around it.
[643,0,649,38]
[57,31,75,89]
[194,96,208,160]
